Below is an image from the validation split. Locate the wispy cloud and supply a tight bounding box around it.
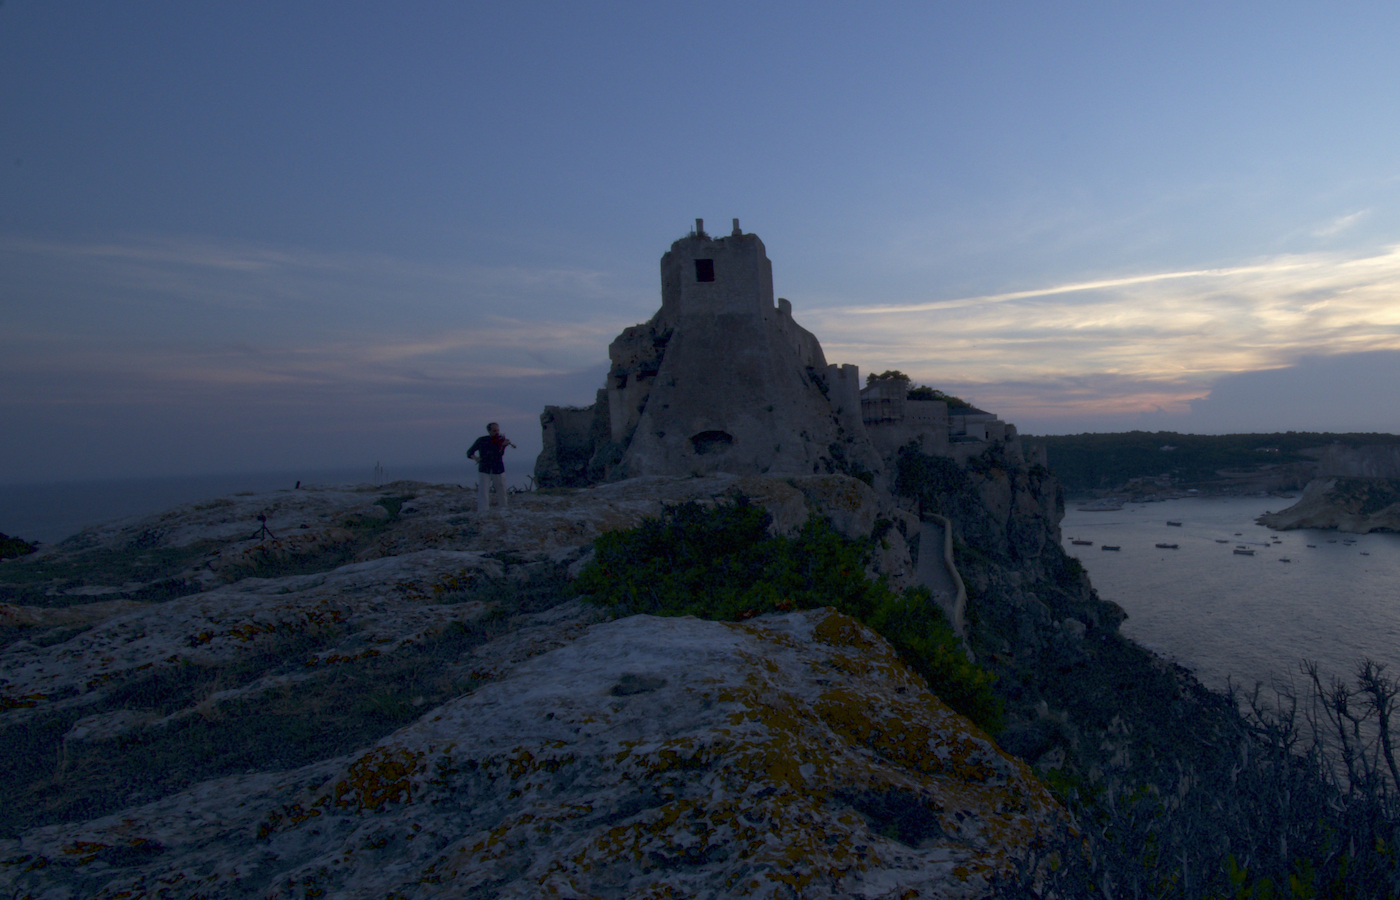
[1313,209,1369,237]
[0,232,632,317]
[806,245,1400,410]
[5,231,1398,464]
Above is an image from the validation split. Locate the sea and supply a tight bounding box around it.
[0,464,493,547]
[1062,495,1400,697]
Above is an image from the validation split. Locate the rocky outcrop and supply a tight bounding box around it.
[535,223,881,487]
[0,478,1065,898]
[1257,476,1400,533]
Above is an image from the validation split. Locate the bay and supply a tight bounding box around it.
[1062,495,1400,695]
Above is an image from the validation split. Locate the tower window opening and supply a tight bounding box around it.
[695,259,715,282]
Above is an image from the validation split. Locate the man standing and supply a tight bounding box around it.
[467,422,516,512]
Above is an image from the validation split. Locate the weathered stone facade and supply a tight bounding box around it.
[535,220,1034,491]
[860,374,1023,468]
[535,219,881,486]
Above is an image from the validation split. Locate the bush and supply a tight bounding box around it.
[573,496,1003,734]
[991,661,1400,899]
[906,385,973,409]
[869,586,1004,733]
[0,532,36,560]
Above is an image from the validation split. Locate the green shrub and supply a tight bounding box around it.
[0,532,36,560]
[906,385,973,409]
[574,496,1003,734]
[868,586,1004,734]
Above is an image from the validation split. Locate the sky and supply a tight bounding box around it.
[3,1,1400,487]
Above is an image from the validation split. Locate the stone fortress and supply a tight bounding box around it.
[534,218,1028,489]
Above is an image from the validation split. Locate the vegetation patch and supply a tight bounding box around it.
[1026,430,1400,492]
[0,532,37,560]
[0,542,217,607]
[572,497,1003,733]
[1329,476,1400,517]
[866,369,973,409]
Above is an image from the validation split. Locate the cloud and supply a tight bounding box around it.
[1313,210,1369,237]
[804,243,1400,425]
[0,232,632,321]
[4,230,1398,481]
[1183,351,1400,434]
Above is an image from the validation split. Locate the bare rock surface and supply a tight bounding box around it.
[2,470,1051,899]
[1257,476,1400,533]
[1,608,1063,899]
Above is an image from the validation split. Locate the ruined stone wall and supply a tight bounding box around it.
[535,391,612,488]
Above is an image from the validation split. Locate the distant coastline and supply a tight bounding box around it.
[1030,429,1400,501]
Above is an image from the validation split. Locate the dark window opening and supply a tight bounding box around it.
[694,259,715,282]
[690,430,733,455]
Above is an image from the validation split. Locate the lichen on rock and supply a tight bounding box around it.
[4,608,1065,899]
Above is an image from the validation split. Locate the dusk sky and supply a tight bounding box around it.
[4,1,1400,486]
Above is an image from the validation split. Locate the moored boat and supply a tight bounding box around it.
[1167,521,1182,526]
[1155,543,1179,549]
[1071,539,1093,545]
[1233,548,1255,555]
[1102,545,1121,551]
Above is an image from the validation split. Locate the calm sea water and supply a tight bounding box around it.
[0,464,508,546]
[1063,496,1400,695]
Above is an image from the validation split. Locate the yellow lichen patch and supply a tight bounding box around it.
[324,747,427,813]
[61,841,108,865]
[228,620,279,642]
[811,686,999,783]
[0,690,46,710]
[257,802,325,839]
[308,648,382,666]
[810,609,889,654]
[504,743,576,782]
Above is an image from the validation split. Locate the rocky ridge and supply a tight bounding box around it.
[0,474,1067,898]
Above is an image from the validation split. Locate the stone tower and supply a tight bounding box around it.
[535,219,878,486]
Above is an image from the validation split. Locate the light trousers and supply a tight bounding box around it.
[478,472,507,512]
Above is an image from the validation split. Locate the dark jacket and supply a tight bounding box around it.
[468,435,507,474]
